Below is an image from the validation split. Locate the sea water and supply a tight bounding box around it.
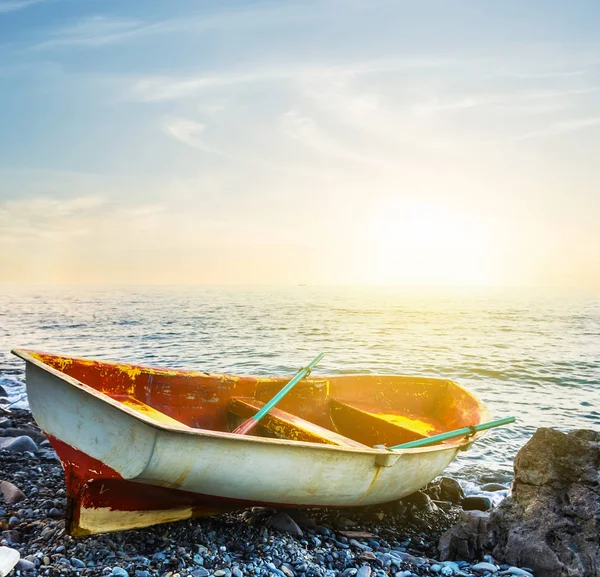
[0,285,598,490]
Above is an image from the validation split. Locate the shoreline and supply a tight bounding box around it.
[1,409,523,577]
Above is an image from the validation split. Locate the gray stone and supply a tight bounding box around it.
[112,568,129,577]
[480,471,513,485]
[266,512,303,537]
[0,426,46,444]
[2,529,20,544]
[283,509,317,528]
[266,563,286,577]
[349,539,373,552]
[48,507,63,518]
[0,481,26,505]
[439,478,465,504]
[461,496,493,512]
[0,418,12,429]
[499,569,533,577]
[335,517,356,529]
[402,490,431,508]
[0,435,38,453]
[481,483,508,492]
[71,557,86,568]
[191,569,210,577]
[439,510,490,560]
[356,567,371,577]
[16,558,36,571]
[471,562,498,574]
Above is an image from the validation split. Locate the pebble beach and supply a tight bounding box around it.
[1,409,538,577]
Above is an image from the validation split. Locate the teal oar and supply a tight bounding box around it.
[390,416,516,450]
[233,353,325,436]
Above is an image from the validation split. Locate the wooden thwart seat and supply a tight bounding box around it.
[229,397,368,448]
[329,399,440,448]
[109,395,193,429]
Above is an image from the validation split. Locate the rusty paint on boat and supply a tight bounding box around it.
[12,348,491,536]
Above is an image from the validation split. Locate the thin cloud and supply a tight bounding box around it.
[0,194,166,243]
[511,70,589,80]
[163,117,234,160]
[516,117,600,140]
[0,0,46,13]
[0,195,107,241]
[129,56,460,103]
[26,3,321,50]
[163,117,210,151]
[279,109,391,169]
[30,15,170,49]
[415,86,600,116]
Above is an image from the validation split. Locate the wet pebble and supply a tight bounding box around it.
[481,484,508,492]
[48,507,63,519]
[71,556,86,568]
[0,435,38,453]
[479,472,512,485]
[472,562,498,573]
[16,558,36,571]
[499,569,533,577]
[461,497,493,512]
[267,512,303,537]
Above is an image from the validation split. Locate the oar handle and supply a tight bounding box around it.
[233,352,325,435]
[390,416,516,450]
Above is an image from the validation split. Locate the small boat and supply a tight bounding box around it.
[12,349,491,536]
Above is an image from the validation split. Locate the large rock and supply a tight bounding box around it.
[439,428,600,577]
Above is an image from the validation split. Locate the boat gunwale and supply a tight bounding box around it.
[12,347,490,455]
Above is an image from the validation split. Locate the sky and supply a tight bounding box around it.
[1,0,599,287]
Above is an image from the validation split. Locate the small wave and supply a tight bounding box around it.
[0,375,28,409]
[459,479,508,506]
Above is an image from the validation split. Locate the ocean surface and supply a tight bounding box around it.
[1,286,598,494]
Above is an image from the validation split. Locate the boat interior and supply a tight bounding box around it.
[22,351,488,450]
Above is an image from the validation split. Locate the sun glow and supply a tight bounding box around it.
[363,200,498,286]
